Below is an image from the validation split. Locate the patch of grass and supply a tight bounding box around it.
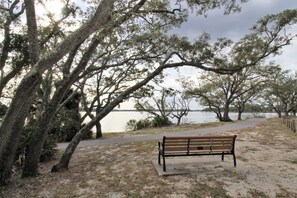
[247,189,269,198]
[187,177,230,198]
[244,147,260,152]
[287,159,297,164]
[126,140,156,153]
[276,185,297,198]
[221,169,247,180]
[102,122,227,138]
[237,156,249,162]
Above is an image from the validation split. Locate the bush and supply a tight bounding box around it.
[126,119,137,131]
[151,116,171,127]
[136,118,151,130]
[39,136,57,163]
[126,116,172,131]
[126,118,152,130]
[16,121,57,163]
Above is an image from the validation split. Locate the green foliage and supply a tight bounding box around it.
[136,118,152,130]
[126,118,151,131]
[49,90,92,142]
[186,0,248,15]
[126,119,138,131]
[16,121,57,163]
[39,137,57,163]
[151,116,171,127]
[9,33,30,67]
[126,115,172,131]
[51,109,82,142]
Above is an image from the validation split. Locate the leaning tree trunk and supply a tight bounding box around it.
[50,59,178,172]
[22,39,101,178]
[215,111,223,121]
[51,99,127,172]
[22,96,64,177]
[274,107,282,118]
[0,74,42,185]
[51,118,99,172]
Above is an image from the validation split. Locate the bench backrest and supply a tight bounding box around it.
[162,135,236,155]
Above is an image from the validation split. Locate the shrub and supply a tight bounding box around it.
[151,116,171,127]
[126,116,172,131]
[126,119,138,131]
[126,118,152,130]
[16,121,57,164]
[136,118,151,130]
[39,136,57,162]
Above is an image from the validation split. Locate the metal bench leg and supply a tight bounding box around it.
[158,142,161,165]
[163,157,166,172]
[233,153,237,167]
[158,152,161,165]
[222,152,224,161]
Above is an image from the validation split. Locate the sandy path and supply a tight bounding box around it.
[58,118,267,149]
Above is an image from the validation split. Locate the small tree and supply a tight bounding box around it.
[170,93,191,126]
[135,88,174,127]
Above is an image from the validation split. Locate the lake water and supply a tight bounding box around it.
[82,111,277,133]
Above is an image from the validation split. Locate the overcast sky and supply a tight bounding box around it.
[171,0,297,71]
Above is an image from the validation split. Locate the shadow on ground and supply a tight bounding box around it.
[152,156,236,176]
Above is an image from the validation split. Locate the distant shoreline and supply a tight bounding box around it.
[109,109,204,112]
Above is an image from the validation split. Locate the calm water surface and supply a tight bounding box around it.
[82,111,277,133]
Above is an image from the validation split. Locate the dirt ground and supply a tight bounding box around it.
[1,118,297,198]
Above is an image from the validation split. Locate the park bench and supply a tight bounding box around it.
[158,135,237,171]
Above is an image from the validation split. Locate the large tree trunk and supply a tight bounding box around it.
[237,107,244,120]
[0,73,42,185]
[222,103,232,122]
[237,111,242,120]
[21,97,64,177]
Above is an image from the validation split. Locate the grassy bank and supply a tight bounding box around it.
[103,121,227,138]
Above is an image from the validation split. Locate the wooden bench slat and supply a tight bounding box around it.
[164,135,235,139]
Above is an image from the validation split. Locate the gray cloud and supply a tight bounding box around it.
[172,0,297,41]
[169,0,297,70]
